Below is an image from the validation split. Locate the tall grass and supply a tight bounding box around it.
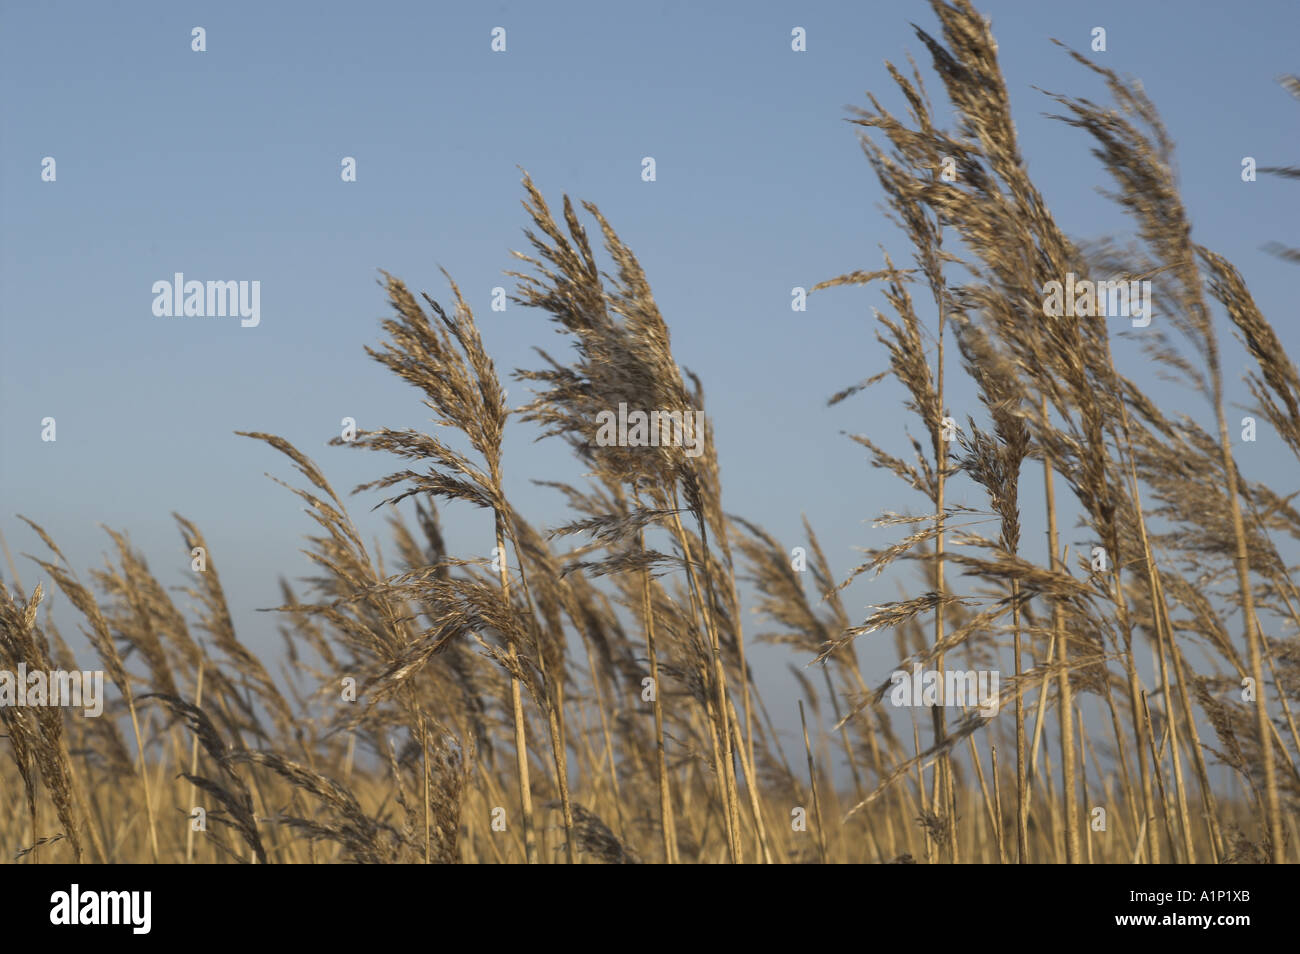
[2,0,1296,864]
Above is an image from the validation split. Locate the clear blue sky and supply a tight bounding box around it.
[2,0,1296,751]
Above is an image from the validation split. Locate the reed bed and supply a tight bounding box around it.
[2,0,1297,863]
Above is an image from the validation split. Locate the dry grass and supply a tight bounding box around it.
[2,0,1297,864]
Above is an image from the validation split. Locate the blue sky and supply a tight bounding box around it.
[2,0,1297,754]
